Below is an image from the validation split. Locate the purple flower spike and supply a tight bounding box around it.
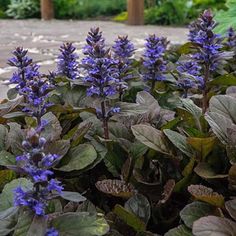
[82,28,119,98]
[142,35,169,82]
[57,42,79,80]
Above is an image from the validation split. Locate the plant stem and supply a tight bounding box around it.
[202,64,210,114]
[101,100,109,139]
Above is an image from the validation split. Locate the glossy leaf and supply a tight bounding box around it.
[52,212,109,236]
[164,225,193,236]
[163,129,194,158]
[193,216,236,236]
[188,184,224,207]
[125,194,151,224]
[58,144,97,172]
[180,201,215,228]
[187,137,216,160]
[225,199,236,221]
[60,191,86,203]
[95,179,135,198]
[194,162,228,179]
[132,125,171,155]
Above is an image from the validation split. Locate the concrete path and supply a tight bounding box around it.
[0,19,188,98]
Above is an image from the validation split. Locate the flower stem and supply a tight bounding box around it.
[202,64,210,114]
[101,100,109,139]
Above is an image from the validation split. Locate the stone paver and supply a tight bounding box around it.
[0,19,188,99]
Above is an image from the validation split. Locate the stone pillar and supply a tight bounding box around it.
[40,0,54,20]
[127,0,144,25]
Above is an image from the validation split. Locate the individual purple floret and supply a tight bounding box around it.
[112,35,135,100]
[14,126,63,216]
[142,35,168,91]
[46,228,59,236]
[57,42,79,80]
[226,27,236,49]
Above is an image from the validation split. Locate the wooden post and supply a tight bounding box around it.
[40,0,54,20]
[127,0,144,25]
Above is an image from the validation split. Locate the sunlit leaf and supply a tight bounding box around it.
[95,179,135,198]
[188,184,224,207]
[193,215,236,236]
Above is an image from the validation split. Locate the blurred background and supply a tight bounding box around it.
[0,0,234,32]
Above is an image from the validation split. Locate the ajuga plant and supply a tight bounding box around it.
[82,27,120,139]
[188,9,232,113]
[142,34,169,93]
[2,10,236,236]
[112,35,135,101]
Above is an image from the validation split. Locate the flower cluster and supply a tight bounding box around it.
[8,48,53,117]
[14,126,63,216]
[142,35,168,82]
[112,35,135,99]
[57,42,79,80]
[176,60,203,94]
[188,10,224,72]
[82,27,119,98]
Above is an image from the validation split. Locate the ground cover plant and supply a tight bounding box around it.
[0,9,236,235]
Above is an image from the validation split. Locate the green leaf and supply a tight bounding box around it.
[215,0,236,34]
[0,150,16,166]
[193,216,236,236]
[52,212,109,236]
[7,87,18,100]
[113,205,146,232]
[225,199,236,221]
[57,144,97,172]
[7,123,25,155]
[60,191,86,203]
[0,207,19,236]
[180,201,215,228]
[125,194,151,225]
[0,178,33,211]
[0,124,7,151]
[136,91,160,121]
[177,42,195,54]
[209,95,236,123]
[194,162,228,179]
[188,185,224,207]
[163,129,194,158]
[187,137,216,160]
[131,125,171,156]
[164,225,193,236]
[13,209,34,236]
[26,216,47,236]
[209,74,236,86]
[116,102,147,116]
[0,170,16,189]
[41,112,62,142]
[205,112,232,144]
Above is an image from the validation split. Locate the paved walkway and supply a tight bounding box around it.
[0,20,188,98]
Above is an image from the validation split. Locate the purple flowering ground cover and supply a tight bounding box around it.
[0,10,236,235]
